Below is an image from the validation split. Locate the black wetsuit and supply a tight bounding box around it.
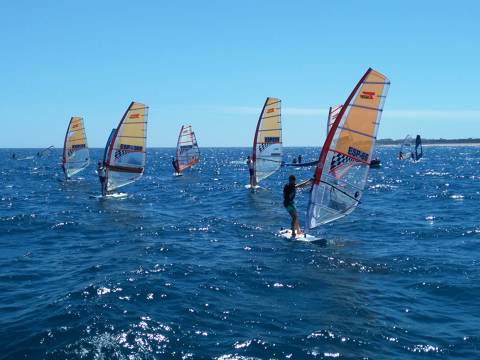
[247,159,254,176]
[172,159,179,172]
[283,183,296,210]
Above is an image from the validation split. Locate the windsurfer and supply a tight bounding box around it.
[283,175,312,238]
[172,157,179,174]
[298,155,302,164]
[399,151,404,160]
[97,161,107,196]
[247,156,255,187]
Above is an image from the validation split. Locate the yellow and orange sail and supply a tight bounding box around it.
[62,117,90,179]
[306,68,390,230]
[105,102,148,192]
[252,97,283,183]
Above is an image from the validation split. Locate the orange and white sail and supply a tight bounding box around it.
[62,117,89,179]
[327,105,342,136]
[306,68,390,230]
[105,102,148,192]
[252,97,282,183]
[175,125,200,173]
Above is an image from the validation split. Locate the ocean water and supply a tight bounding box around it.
[1,146,479,359]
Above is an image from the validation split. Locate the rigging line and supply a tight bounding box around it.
[319,180,361,203]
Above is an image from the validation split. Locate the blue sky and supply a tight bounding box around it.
[1,0,479,147]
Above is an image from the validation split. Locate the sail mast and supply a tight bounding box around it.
[251,98,269,179]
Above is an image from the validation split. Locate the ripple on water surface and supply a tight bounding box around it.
[1,147,480,358]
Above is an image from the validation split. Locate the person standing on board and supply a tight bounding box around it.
[97,161,107,196]
[298,155,302,164]
[283,175,313,238]
[247,156,255,187]
[172,157,179,174]
[284,175,302,237]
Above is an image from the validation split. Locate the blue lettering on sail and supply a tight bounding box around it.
[347,147,369,162]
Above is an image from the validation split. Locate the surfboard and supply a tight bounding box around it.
[90,192,128,199]
[244,184,262,190]
[173,172,183,177]
[278,229,323,242]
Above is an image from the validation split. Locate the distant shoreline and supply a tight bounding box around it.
[379,142,480,147]
[3,144,480,149]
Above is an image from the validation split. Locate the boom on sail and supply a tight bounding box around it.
[252,97,283,184]
[62,117,90,179]
[306,68,390,232]
[104,102,148,193]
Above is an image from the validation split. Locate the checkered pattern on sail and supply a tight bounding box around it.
[330,152,353,172]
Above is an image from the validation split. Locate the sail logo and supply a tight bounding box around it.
[360,91,375,100]
[264,136,280,143]
[179,145,193,154]
[348,146,369,162]
[129,113,142,119]
[68,144,86,156]
[266,108,276,113]
[114,144,143,160]
[72,123,79,129]
[259,137,280,152]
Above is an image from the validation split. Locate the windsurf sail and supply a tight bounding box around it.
[414,134,423,161]
[175,125,200,173]
[105,102,148,192]
[37,145,55,157]
[400,135,413,160]
[62,117,90,179]
[306,68,390,231]
[327,105,342,136]
[252,97,282,183]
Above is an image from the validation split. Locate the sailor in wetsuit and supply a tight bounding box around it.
[97,161,107,196]
[172,157,179,174]
[247,156,255,187]
[283,175,302,237]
